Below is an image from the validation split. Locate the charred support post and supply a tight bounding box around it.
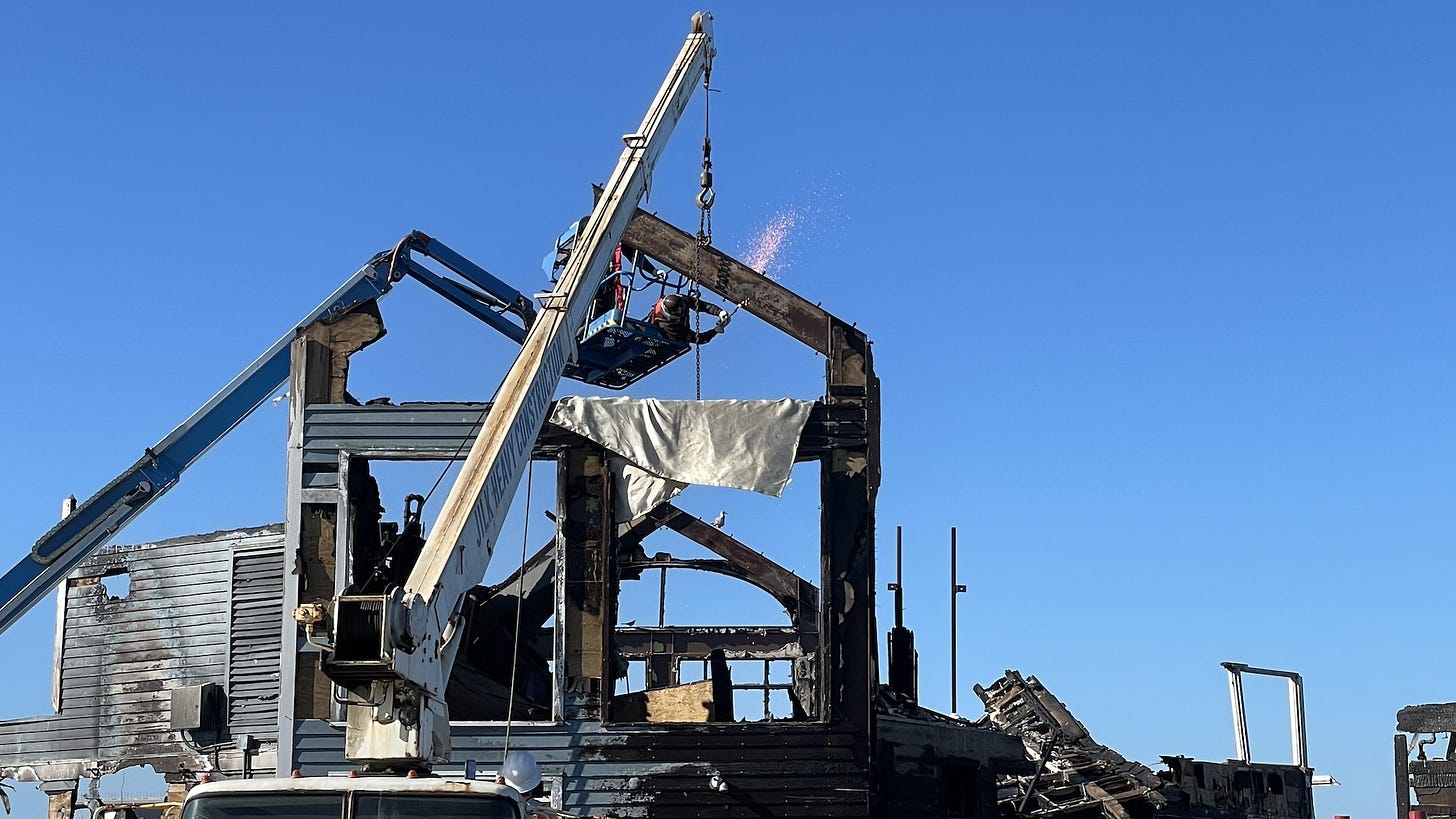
[278,305,385,772]
[286,336,337,730]
[822,318,878,803]
[42,780,76,819]
[559,446,615,720]
[1397,732,1411,819]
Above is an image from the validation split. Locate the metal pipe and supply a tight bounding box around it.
[1222,661,1308,768]
[1225,663,1250,763]
[1288,672,1308,770]
[893,526,904,629]
[950,527,966,713]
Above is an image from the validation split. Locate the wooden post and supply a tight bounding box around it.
[277,305,385,771]
[820,318,878,799]
[559,445,614,721]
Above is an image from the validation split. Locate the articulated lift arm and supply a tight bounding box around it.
[0,234,533,638]
[321,12,716,770]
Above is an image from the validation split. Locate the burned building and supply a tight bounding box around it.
[0,208,1328,819]
[0,207,1032,818]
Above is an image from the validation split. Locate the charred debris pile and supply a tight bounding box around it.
[963,670,1315,819]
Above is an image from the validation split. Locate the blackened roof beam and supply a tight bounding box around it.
[612,195,866,358]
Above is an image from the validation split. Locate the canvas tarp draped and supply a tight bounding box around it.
[548,397,815,520]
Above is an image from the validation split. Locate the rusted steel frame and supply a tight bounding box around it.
[623,205,873,358]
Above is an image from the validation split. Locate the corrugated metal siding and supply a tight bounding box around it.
[300,404,583,487]
[228,538,285,740]
[303,404,494,483]
[0,525,285,775]
[295,719,871,817]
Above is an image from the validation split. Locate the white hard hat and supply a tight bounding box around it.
[500,750,541,793]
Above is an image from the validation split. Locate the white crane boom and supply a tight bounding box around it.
[322,11,716,770]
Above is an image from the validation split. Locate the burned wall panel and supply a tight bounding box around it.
[0,525,285,780]
[294,719,869,817]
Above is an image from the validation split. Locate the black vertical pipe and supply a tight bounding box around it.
[950,526,958,713]
[894,526,904,629]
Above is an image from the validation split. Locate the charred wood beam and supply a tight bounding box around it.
[615,626,816,660]
[618,504,818,629]
[618,200,864,358]
[1398,703,1456,734]
[619,556,814,629]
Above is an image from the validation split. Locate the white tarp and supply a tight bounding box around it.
[549,397,815,520]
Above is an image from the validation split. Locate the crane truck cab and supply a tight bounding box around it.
[179,775,536,819]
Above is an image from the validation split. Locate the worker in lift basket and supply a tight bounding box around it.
[647,292,731,344]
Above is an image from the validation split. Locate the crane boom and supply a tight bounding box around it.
[322,12,716,769]
[0,268,391,637]
[0,231,544,642]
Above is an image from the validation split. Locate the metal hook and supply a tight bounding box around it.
[696,187,716,210]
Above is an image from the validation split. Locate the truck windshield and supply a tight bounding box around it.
[355,794,520,817]
[180,794,343,818]
[181,793,520,819]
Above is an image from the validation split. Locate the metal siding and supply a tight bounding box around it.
[229,539,285,740]
[0,525,285,776]
[294,719,870,817]
[303,404,496,474]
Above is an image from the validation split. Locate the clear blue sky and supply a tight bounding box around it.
[3,2,1455,817]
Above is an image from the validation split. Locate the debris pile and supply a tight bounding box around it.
[978,671,1168,819]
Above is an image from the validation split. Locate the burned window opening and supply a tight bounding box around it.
[342,455,560,724]
[100,568,131,602]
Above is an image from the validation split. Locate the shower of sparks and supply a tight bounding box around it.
[742,210,798,278]
[737,177,846,280]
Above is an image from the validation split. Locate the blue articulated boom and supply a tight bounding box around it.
[0,232,539,637]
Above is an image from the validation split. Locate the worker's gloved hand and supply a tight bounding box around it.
[716,311,732,332]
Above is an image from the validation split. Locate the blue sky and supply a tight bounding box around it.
[3,2,1455,817]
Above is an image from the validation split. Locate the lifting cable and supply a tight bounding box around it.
[691,61,715,401]
[502,459,533,760]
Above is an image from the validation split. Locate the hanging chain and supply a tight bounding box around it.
[691,63,714,401]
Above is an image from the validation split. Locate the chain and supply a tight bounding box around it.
[689,63,715,401]
[691,230,704,400]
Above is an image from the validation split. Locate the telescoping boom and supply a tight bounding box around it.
[0,230,546,640]
[316,12,717,770]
